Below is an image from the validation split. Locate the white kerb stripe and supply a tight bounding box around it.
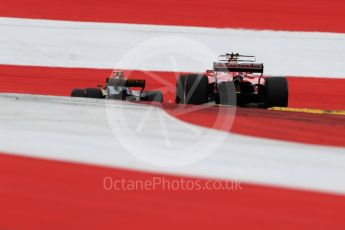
[0,17,344,78]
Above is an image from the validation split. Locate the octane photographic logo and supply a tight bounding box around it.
[105,36,236,167]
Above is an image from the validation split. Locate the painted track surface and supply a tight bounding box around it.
[1,93,345,193]
[0,93,345,229]
[1,0,345,33]
[1,153,345,230]
[0,66,344,229]
[1,65,345,147]
[1,17,345,78]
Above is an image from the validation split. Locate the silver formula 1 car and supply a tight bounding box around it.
[71,70,163,102]
[175,53,288,108]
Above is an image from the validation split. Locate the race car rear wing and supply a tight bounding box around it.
[213,62,264,73]
[125,79,145,88]
[107,78,146,89]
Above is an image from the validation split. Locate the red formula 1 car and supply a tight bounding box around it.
[175,53,288,108]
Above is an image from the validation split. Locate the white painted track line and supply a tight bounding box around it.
[0,17,345,77]
[0,93,344,194]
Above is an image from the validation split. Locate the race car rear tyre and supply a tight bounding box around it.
[85,88,104,99]
[175,74,209,105]
[264,77,288,108]
[142,91,163,102]
[218,81,237,106]
[71,88,86,97]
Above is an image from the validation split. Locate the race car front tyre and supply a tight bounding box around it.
[264,77,288,108]
[142,91,163,102]
[175,74,209,105]
[85,88,104,99]
[71,88,86,97]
